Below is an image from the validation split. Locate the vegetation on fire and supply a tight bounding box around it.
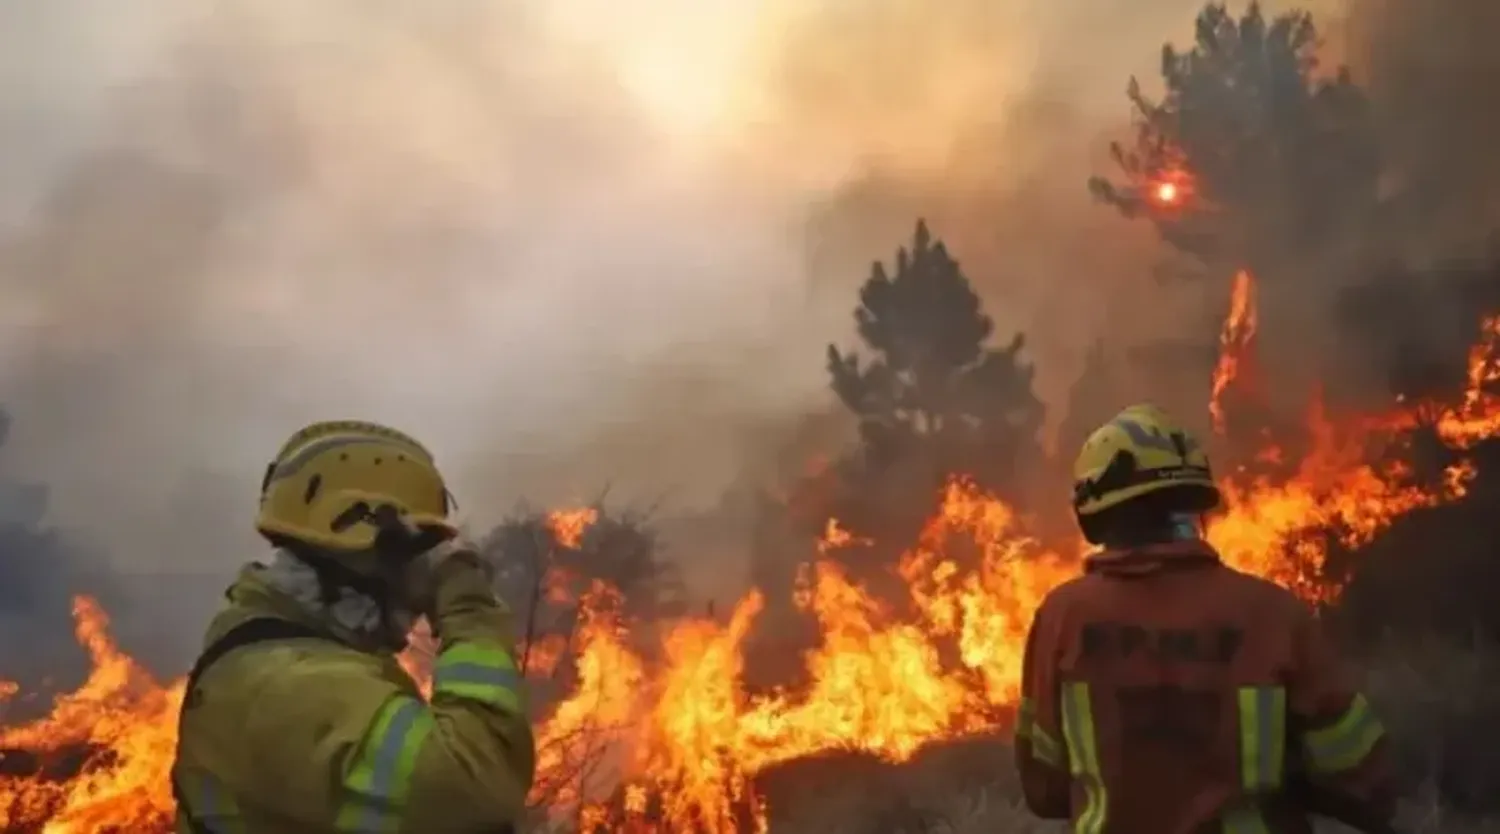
[1088,1,1381,282]
[822,219,1045,541]
[7,1,1500,833]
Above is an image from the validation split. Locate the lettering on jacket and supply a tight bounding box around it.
[1079,621,1244,665]
[1079,621,1247,750]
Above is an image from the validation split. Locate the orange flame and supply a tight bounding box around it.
[6,304,1500,832]
[1146,167,1194,210]
[549,508,601,550]
[1209,269,1260,435]
[0,598,180,832]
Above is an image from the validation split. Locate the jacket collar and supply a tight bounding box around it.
[208,551,412,653]
[1083,538,1222,577]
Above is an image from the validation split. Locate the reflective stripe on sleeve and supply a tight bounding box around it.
[1017,695,1066,768]
[335,696,435,833]
[1061,682,1106,834]
[1237,686,1287,790]
[1223,686,1286,834]
[1222,806,1271,834]
[1302,693,1385,774]
[432,641,524,713]
[176,770,245,834]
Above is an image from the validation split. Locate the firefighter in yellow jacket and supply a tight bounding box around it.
[171,420,535,834]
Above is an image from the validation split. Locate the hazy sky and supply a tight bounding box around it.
[0,0,1355,576]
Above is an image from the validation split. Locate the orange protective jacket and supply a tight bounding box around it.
[1015,540,1396,834]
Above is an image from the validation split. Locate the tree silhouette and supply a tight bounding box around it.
[825,219,1044,524]
[0,407,119,694]
[1055,340,1129,465]
[1333,240,1500,404]
[483,501,685,663]
[1088,2,1379,277]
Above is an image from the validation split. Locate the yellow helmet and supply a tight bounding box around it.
[256,420,456,565]
[1072,403,1220,518]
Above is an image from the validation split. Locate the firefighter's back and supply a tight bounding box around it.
[1046,543,1316,834]
[1017,403,1394,834]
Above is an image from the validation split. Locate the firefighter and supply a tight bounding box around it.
[171,420,535,834]
[1016,404,1396,834]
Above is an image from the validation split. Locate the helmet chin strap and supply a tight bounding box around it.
[1085,508,1206,549]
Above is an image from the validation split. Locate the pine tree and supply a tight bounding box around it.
[826,219,1044,501]
[1087,2,1379,276]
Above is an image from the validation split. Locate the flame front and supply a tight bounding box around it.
[0,599,181,833]
[1209,269,1260,435]
[6,273,1500,832]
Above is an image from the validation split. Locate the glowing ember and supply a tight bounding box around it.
[5,296,1500,832]
[1145,165,1196,210]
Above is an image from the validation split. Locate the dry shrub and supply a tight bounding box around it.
[516,637,1500,832]
[760,735,1064,834]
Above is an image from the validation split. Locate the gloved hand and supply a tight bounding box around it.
[401,537,501,637]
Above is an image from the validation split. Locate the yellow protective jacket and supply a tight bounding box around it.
[172,562,536,834]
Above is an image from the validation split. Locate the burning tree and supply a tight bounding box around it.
[486,502,686,639]
[823,219,1045,547]
[479,502,687,823]
[1087,1,1381,278]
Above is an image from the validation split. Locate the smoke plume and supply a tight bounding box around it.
[4,0,1497,668]
[0,2,1210,574]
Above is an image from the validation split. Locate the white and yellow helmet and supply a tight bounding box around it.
[256,420,456,570]
[1072,403,1220,522]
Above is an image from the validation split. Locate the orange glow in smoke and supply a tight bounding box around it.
[6,277,1500,832]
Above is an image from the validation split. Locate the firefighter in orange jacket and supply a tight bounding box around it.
[1016,404,1396,834]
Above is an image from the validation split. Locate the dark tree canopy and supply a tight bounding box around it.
[826,219,1044,500]
[1334,241,1500,402]
[1089,1,1379,274]
[484,501,686,646]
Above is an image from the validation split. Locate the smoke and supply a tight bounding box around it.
[0,2,833,580]
[9,0,1494,661]
[749,0,1211,395]
[1282,0,1500,402]
[1345,0,1500,260]
[0,2,1200,576]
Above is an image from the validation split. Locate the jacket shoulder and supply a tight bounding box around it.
[1033,573,1093,620]
[203,635,411,713]
[1214,563,1313,615]
[181,635,416,762]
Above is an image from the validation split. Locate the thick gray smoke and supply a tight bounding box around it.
[0,3,847,667]
[2,0,1422,666]
[1346,0,1500,259]
[0,3,836,578]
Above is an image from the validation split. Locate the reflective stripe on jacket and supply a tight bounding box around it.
[1015,540,1396,834]
[173,564,535,834]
